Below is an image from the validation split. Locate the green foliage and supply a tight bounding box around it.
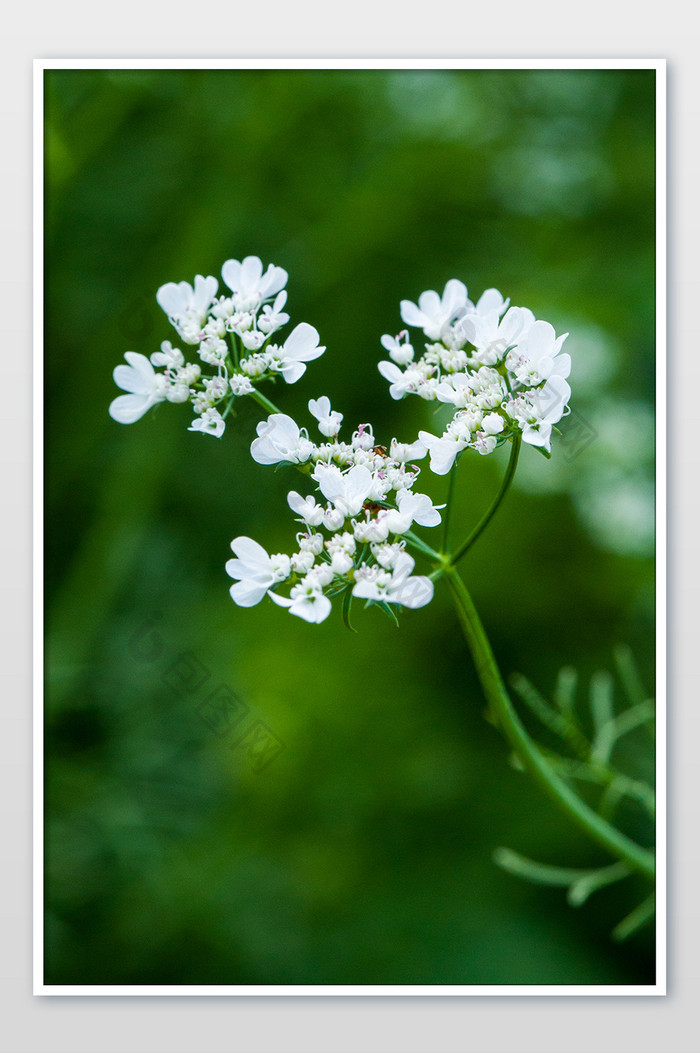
[496,647,655,939]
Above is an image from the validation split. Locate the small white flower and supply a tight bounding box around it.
[241,330,266,352]
[188,407,226,438]
[308,396,343,438]
[417,430,469,476]
[380,331,415,366]
[298,533,324,555]
[352,552,434,609]
[165,382,190,404]
[258,291,290,335]
[481,412,505,436]
[371,542,404,570]
[323,506,346,531]
[459,305,533,367]
[269,582,332,623]
[226,536,291,607]
[156,274,219,344]
[150,340,185,369]
[395,489,444,528]
[389,437,427,463]
[506,319,570,386]
[378,361,435,401]
[313,463,374,517]
[221,255,288,312]
[229,374,255,396]
[109,352,167,424]
[400,279,471,341]
[518,375,571,451]
[288,491,325,527]
[329,551,354,575]
[276,323,326,384]
[251,414,315,465]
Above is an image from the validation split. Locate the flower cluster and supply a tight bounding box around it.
[379,280,571,472]
[108,256,325,437]
[226,398,441,623]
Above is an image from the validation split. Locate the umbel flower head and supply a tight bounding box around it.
[378,280,571,468]
[109,255,326,437]
[226,398,441,625]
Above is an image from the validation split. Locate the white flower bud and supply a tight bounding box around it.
[323,507,345,532]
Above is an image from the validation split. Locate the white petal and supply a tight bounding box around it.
[399,300,426,328]
[289,595,332,623]
[156,281,190,317]
[308,396,331,421]
[241,255,263,291]
[393,575,434,609]
[280,360,307,384]
[229,536,271,569]
[108,393,152,424]
[221,258,242,292]
[230,579,269,607]
[259,264,288,300]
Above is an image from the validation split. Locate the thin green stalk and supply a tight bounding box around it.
[443,565,655,880]
[251,389,283,416]
[450,433,521,565]
[403,529,444,564]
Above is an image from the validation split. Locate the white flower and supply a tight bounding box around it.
[518,375,572,451]
[482,413,505,436]
[308,396,343,438]
[276,323,326,384]
[241,330,266,351]
[352,552,434,609]
[400,279,471,341]
[287,491,325,527]
[258,291,290,335]
[459,305,534,366]
[269,581,332,623]
[221,255,288,311]
[188,407,226,438]
[380,331,414,366]
[506,320,570,386]
[109,352,167,424]
[395,489,444,528]
[417,430,469,476]
[378,361,434,401]
[251,414,314,465]
[313,463,374,517]
[389,437,427,463]
[229,374,255,396]
[226,537,291,607]
[150,340,185,369]
[156,274,219,344]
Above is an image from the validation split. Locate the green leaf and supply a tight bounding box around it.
[377,601,400,627]
[612,893,655,941]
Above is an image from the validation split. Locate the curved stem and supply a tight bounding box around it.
[443,565,655,880]
[403,529,444,563]
[450,433,521,565]
[251,389,283,416]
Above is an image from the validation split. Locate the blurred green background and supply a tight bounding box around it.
[44,67,657,986]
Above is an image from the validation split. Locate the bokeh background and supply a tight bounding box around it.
[44,67,657,986]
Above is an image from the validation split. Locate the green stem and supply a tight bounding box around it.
[451,433,521,565]
[251,389,284,416]
[443,565,655,880]
[403,529,444,564]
